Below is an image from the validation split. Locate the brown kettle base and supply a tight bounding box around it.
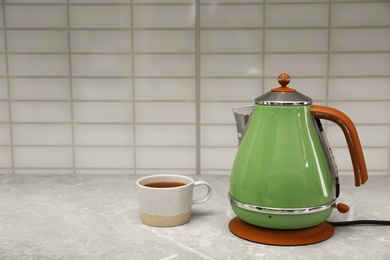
[229,217,334,246]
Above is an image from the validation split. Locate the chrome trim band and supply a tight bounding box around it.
[229,193,336,215]
[259,101,312,106]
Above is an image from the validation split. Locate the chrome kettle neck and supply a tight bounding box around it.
[255,91,312,106]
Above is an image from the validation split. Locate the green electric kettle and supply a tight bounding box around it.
[230,73,368,230]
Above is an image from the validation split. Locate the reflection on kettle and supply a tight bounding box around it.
[229,73,368,232]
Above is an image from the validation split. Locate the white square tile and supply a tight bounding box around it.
[70,30,132,53]
[75,169,134,175]
[75,147,134,168]
[136,124,196,146]
[14,169,73,174]
[74,124,134,146]
[0,102,9,122]
[134,0,193,3]
[201,5,263,28]
[201,125,237,146]
[12,124,72,145]
[73,102,133,123]
[328,148,353,172]
[0,55,8,76]
[70,0,129,3]
[264,54,327,77]
[201,54,262,77]
[201,147,236,170]
[10,78,71,100]
[0,169,12,174]
[329,53,390,76]
[14,147,73,168]
[0,78,8,100]
[331,3,390,27]
[135,102,195,123]
[11,102,71,123]
[134,54,195,77]
[364,148,389,172]
[5,6,67,28]
[0,7,3,28]
[201,101,249,124]
[331,0,374,1]
[71,54,132,77]
[266,0,325,2]
[0,125,11,145]
[8,54,69,76]
[265,4,329,28]
[72,78,132,101]
[136,147,196,169]
[327,125,389,148]
[133,5,195,29]
[200,169,231,175]
[135,169,195,175]
[0,169,13,174]
[313,101,327,107]
[330,28,390,52]
[0,31,5,52]
[0,147,12,168]
[69,6,131,28]
[332,148,388,171]
[201,30,262,53]
[134,78,195,101]
[133,30,195,53]
[264,78,327,102]
[7,30,68,53]
[201,78,262,101]
[265,29,328,52]
[329,78,390,101]
[6,0,66,3]
[201,0,261,2]
[328,101,390,124]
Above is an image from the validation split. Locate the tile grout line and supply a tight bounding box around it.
[325,0,332,135]
[326,0,332,108]
[196,0,201,175]
[66,0,76,175]
[1,75,390,80]
[262,0,266,93]
[3,25,390,30]
[130,0,137,175]
[4,50,390,55]
[2,4,15,175]
[388,119,390,176]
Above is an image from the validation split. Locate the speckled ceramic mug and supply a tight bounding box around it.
[136,174,212,227]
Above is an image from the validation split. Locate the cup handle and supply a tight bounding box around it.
[192,181,212,204]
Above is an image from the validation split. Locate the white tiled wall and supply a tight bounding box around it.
[0,0,389,177]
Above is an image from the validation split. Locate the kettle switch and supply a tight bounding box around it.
[337,203,350,213]
[335,176,340,198]
[315,118,324,132]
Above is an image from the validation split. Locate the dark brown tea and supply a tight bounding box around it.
[144,181,186,188]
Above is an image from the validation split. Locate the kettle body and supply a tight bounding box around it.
[229,73,368,230]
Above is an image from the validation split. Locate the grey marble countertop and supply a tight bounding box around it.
[1,174,389,260]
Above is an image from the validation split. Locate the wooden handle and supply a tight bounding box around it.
[311,105,368,187]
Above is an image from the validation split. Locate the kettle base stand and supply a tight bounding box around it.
[229,217,334,246]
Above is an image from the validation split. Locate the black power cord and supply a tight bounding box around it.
[328,220,390,226]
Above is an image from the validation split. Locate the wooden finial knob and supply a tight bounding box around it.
[278,73,291,87]
[272,73,295,92]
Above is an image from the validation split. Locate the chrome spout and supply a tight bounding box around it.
[232,106,253,145]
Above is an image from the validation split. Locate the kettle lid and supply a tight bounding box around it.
[255,73,312,106]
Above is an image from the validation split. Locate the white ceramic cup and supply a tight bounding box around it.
[136,174,212,227]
